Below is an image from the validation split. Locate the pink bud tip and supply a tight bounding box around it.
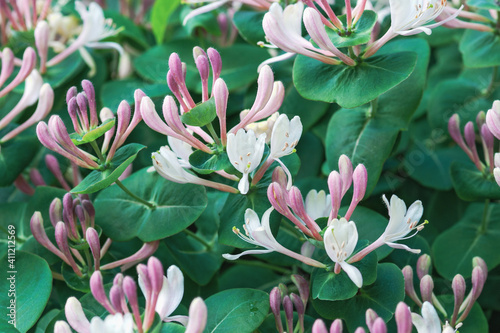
[312,319,328,333]
[90,271,116,314]
[416,254,432,280]
[330,319,343,333]
[395,302,412,333]
[49,197,63,228]
[371,317,387,333]
[420,275,434,303]
[86,228,101,270]
[147,256,164,295]
[185,297,208,333]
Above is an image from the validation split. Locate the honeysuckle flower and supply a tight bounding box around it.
[243,111,279,142]
[152,146,238,193]
[185,298,208,333]
[269,114,302,160]
[226,129,266,194]
[90,313,134,333]
[305,190,332,221]
[486,100,500,140]
[155,265,188,324]
[324,218,363,288]
[223,207,326,267]
[411,302,442,333]
[46,2,123,68]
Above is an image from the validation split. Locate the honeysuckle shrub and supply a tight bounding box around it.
[0,0,499,332]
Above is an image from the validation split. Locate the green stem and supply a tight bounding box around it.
[235,259,292,275]
[280,221,305,241]
[348,46,356,58]
[183,229,211,250]
[480,199,490,233]
[115,180,156,209]
[89,141,105,163]
[83,248,93,271]
[206,122,221,146]
[369,98,378,118]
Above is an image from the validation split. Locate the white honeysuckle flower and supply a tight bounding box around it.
[379,194,424,253]
[411,302,442,333]
[494,153,500,186]
[305,190,332,221]
[226,129,266,194]
[75,1,121,48]
[244,111,279,143]
[389,0,455,36]
[156,265,188,325]
[152,146,201,184]
[22,70,44,106]
[324,218,363,288]
[89,313,134,333]
[168,136,193,168]
[269,114,302,159]
[223,207,280,259]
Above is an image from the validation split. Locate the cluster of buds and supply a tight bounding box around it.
[37,79,143,172]
[30,194,159,277]
[182,0,276,26]
[14,154,77,196]
[225,155,426,289]
[312,301,455,333]
[0,47,53,144]
[0,0,51,43]
[55,258,208,333]
[269,275,309,333]
[141,47,299,195]
[448,102,499,182]
[403,255,487,330]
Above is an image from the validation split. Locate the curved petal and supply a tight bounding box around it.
[339,261,363,288]
[222,249,274,260]
[386,242,421,254]
[157,265,184,320]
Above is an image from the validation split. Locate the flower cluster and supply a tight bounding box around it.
[141,47,301,195]
[55,258,207,333]
[449,101,500,185]
[30,194,159,277]
[224,155,426,288]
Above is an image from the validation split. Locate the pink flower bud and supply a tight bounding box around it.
[328,171,343,220]
[169,53,184,87]
[147,256,164,295]
[402,266,422,306]
[193,46,207,60]
[472,256,488,280]
[365,308,378,331]
[49,198,63,227]
[288,187,322,239]
[0,47,36,98]
[137,263,152,298]
[82,200,95,227]
[35,21,49,73]
[30,212,66,260]
[354,328,366,333]
[86,227,101,270]
[330,319,343,333]
[371,317,387,333]
[480,124,495,171]
[291,293,305,332]
[395,302,412,333]
[420,275,434,303]
[45,155,71,191]
[451,274,466,326]
[338,155,353,197]
[90,271,116,314]
[55,222,82,276]
[54,321,72,333]
[196,55,210,101]
[272,167,288,189]
[82,80,98,128]
[0,48,14,87]
[207,48,222,85]
[185,297,208,333]
[140,96,174,136]
[66,86,77,105]
[109,284,125,313]
[76,93,89,131]
[62,193,79,240]
[416,254,432,280]
[214,78,228,144]
[270,287,283,333]
[123,276,142,332]
[30,168,45,186]
[464,121,482,170]
[283,295,294,333]
[312,319,328,333]
[64,297,90,333]
[101,241,159,271]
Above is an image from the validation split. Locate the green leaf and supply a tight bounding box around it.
[0,252,52,333]
[94,168,207,241]
[312,263,404,332]
[43,51,85,88]
[232,11,266,45]
[204,289,269,333]
[450,161,500,201]
[311,245,377,301]
[61,262,90,293]
[161,323,186,333]
[0,126,39,186]
[69,118,116,146]
[433,202,500,280]
[326,11,377,48]
[460,29,500,68]
[105,11,149,48]
[71,143,146,194]
[151,0,180,44]
[181,98,217,126]
[189,150,231,174]
[293,51,417,108]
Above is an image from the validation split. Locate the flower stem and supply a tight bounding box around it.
[479,199,490,233]
[90,141,105,163]
[115,180,156,209]
[206,122,221,146]
[234,259,291,274]
[183,229,211,250]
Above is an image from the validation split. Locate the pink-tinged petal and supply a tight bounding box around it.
[339,261,363,288]
[65,297,91,333]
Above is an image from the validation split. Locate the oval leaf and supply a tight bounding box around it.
[181,98,217,127]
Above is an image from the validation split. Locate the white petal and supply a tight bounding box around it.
[339,261,363,288]
[222,249,274,260]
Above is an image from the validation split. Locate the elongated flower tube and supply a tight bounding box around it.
[152,146,238,193]
[183,0,275,25]
[223,207,326,267]
[226,129,266,194]
[0,47,36,98]
[324,218,363,288]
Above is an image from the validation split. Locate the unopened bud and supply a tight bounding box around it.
[270,287,283,333]
[185,297,207,333]
[86,228,101,270]
[371,317,387,333]
[395,302,412,333]
[365,308,378,331]
[416,254,432,279]
[330,319,343,333]
[90,271,115,314]
[282,295,294,333]
[402,266,422,306]
[312,319,328,333]
[420,275,434,303]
